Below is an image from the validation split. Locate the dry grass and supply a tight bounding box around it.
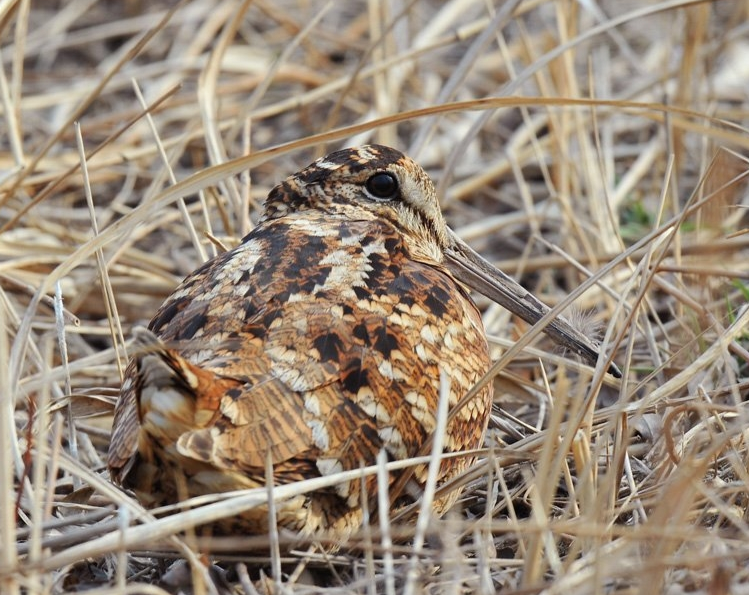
[2,0,749,593]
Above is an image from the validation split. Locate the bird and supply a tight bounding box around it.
[108,144,619,538]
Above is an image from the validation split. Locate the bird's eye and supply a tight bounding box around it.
[364,172,399,201]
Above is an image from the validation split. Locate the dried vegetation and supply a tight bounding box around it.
[2,0,749,593]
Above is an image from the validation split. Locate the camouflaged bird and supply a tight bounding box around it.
[108,145,619,537]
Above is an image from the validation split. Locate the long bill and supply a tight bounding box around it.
[444,230,622,378]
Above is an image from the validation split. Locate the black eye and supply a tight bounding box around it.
[365,172,399,200]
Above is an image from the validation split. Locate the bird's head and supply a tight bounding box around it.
[261,144,620,378]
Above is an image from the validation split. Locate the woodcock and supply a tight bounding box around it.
[108,145,619,537]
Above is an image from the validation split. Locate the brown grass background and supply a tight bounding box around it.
[2,0,749,593]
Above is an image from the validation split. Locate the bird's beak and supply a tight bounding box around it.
[443,230,621,378]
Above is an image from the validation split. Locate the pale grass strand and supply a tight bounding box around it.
[439,516,462,595]
[75,122,127,381]
[523,471,562,586]
[9,0,29,105]
[368,0,395,148]
[359,470,377,595]
[54,281,78,480]
[473,525,492,595]
[377,449,396,595]
[0,48,24,166]
[27,342,54,593]
[0,290,19,595]
[403,370,451,595]
[621,451,648,524]
[239,116,253,236]
[265,450,282,589]
[115,507,129,592]
[571,430,594,542]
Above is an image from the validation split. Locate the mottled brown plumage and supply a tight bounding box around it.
[108,145,618,537]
